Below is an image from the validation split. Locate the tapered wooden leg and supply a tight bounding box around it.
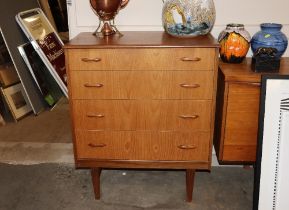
[186,169,195,202]
[91,168,102,200]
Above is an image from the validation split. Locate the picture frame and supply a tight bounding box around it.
[1,83,32,121]
[0,0,48,114]
[18,43,63,108]
[16,8,68,98]
[253,75,289,210]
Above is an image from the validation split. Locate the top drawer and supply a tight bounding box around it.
[67,48,216,71]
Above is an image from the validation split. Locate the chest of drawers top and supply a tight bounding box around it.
[64,31,219,49]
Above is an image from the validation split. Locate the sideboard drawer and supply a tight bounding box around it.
[75,130,210,161]
[222,145,257,162]
[72,100,212,131]
[227,83,260,112]
[70,71,214,99]
[224,83,260,146]
[67,48,215,71]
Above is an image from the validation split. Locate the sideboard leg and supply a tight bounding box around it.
[186,169,195,202]
[91,167,102,200]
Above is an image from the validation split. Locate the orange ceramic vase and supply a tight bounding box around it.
[218,24,251,63]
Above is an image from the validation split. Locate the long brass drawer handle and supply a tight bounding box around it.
[178,145,197,150]
[181,57,201,62]
[84,83,103,88]
[180,83,200,88]
[179,115,199,119]
[81,58,102,62]
[86,114,105,118]
[88,143,106,148]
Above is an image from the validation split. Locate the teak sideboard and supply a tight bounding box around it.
[64,31,219,201]
[214,58,289,164]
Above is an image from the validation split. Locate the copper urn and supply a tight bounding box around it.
[90,0,129,37]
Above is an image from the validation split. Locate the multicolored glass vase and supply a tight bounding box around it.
[218,24,251,63]
[162,0,216,38]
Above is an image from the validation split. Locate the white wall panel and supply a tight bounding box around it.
[214,0,289,25]
[75,0,163,27]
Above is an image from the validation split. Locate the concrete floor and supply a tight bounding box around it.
[0,164,253,210]
[0,100,254,209]
[0,141,73,164]
[0,99,71,143]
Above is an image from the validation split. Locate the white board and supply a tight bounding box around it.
[254,76,289,210]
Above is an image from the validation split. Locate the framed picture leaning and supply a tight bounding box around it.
[254,75,289,210]
[1,83,32,121]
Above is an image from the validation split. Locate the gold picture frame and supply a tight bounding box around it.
[1,83,32,121]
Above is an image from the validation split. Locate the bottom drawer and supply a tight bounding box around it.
[75,130,210,161]
[222,145,256,162]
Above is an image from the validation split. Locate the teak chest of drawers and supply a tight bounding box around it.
[214,58,289,164]
[64,31,219,202]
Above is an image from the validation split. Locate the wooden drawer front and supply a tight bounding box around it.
[75,130,210,161]
[69,71,214,99]
[224,83,260,146]
[68,48,215,71]
[222,145,256,162]
[226,83,260,112]
[72,100,212,131]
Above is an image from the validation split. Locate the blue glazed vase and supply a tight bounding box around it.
[251,23,288,58]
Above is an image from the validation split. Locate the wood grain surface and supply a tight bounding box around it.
[219,58,289,83]
[75,130,210,161]
[72,100,212,131]
[69,70,214,100]
[67,48,215,71]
